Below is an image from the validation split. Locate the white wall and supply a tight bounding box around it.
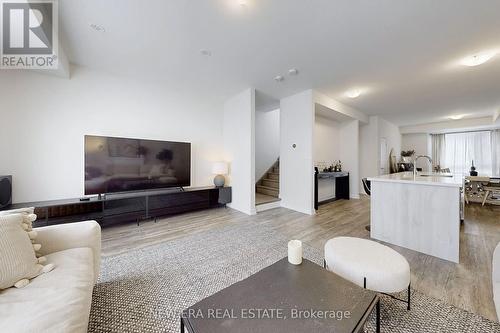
[280,90,315,215]
[359,116,379,189]
[379,117,402,170]
[313,91,369,124]
[314,116,341,202]
[339,120,360,199]
[359,116,401,193]
[402,133,432,171]
[378,117,402,175]
[314,116,340,165]
[0,66,224,203]
[312,92,367,199]
[223,88,256,215]
[255,108,280,181]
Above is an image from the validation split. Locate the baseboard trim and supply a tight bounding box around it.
[280,201,315,215]
[227,203,257,216]
[256,200,281,212]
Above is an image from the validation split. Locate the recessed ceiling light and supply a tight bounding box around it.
[89,23,105,33]
[345,89,362,98]
[274,75,284,82]
[288,68,299,76]
[200,49,212,56]
[238,0,247,6]
[449,115,465,120]
[460,50,497,67]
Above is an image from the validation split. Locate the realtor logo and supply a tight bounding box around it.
[1,0,58,69]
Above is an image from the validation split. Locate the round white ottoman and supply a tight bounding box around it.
[324,237,411,309]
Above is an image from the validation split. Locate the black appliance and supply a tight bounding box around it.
[0,175,12,209]
[85,135,191,195]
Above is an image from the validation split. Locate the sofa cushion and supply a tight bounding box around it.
[0,247,94,333]
[0,214,43,289]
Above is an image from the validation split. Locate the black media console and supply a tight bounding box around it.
[8,186,232,228]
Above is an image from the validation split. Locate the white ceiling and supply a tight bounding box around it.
[59,0,500,126]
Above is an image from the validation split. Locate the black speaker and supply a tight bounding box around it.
[0,176,12,209]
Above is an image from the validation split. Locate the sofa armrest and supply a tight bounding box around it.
[494,242,500,283]
[35,220,101,283]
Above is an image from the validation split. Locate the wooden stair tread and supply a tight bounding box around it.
[256,185,278,190]
[256,159,280,198]
[256,197,281,205]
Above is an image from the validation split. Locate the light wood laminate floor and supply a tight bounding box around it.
[101,196,500,322]
[255,192,281,205]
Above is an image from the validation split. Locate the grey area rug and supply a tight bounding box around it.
[89,222,500,333]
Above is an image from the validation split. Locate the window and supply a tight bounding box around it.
[443,131,492,176]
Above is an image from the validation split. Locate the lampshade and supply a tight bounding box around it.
[212,162,228,175]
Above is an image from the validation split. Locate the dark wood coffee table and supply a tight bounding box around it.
[181,258,380,333]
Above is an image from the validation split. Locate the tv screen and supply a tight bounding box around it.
[84,135,191,195]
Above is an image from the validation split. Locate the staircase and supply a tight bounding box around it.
[256,160,280,198]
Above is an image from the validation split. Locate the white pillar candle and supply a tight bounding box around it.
[288,240,303,265]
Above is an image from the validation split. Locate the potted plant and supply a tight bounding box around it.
[401,150,415,163]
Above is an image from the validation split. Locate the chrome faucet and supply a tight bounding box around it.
[413,155,432,178]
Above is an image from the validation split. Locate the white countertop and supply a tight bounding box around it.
[368,172,462,187]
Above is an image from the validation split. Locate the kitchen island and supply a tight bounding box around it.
[368,172,463,263]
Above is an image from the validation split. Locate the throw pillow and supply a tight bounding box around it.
[0,208,55,290]
[0,214,50,289]
[0,207,35,216]
[0,207,40,254]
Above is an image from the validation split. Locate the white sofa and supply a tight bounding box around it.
[493,242,500,321]
[0,220,101,333]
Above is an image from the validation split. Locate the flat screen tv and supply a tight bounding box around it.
[84,135,191,195]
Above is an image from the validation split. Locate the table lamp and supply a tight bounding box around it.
[212,162,228,187]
